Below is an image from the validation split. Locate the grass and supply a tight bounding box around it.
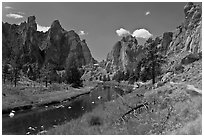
[45,105,112,135]
[3,60,202,135]
[45,80,202,135]
[167,114,202,135]
[2,81,97,112]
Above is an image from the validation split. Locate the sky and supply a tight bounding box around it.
[2,2,200,61]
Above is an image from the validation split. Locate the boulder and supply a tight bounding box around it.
[133,82,139,89]
[154,81,164,88]
[174,64,185,74]
[181,53,201,65]
[161,72,173,83]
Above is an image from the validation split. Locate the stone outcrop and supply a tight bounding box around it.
[181,53,201,65]
[168,2,202,55]
[106,35,145,74]
[104,2,201,82]
[2,16,96,75]
[163,2,202,74]
[81,39,96,65]
[158,32,173,55]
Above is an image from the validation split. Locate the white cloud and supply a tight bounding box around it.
[17,11,25,15]
[5,6,13,9]
[116,28,152,39]
[145,11,151,16]
[78,30,88,36]
[37,24,50,32]
[132,28,153,39]
[6,13,23,19]
[116,28,131,37]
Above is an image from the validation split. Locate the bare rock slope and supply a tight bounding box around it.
[2,16,96,74]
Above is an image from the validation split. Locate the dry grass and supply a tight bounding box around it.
[46,80,202,135]
[2,82,96,111]
[167,114,202,135]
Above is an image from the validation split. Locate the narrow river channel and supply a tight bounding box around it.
[2,84,132,135]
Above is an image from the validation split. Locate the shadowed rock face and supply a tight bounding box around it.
[159,32,173,55]
[2,16,96,72]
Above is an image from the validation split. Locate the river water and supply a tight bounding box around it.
[2,84,131,135]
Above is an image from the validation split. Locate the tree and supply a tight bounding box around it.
[113,70,124,83]
[128,71,139,84]
[27,63,40,81]
[65,64,83,88]
[138,38,167,84]
[107,75,111,81]
[40,63,54,87]
[99,75,102,81]
[2,64,9,84]
[124,71,130,81]
[103,75,107,81]
[10,56,21,87]
[13,67,21,87]
[56,70,66,84]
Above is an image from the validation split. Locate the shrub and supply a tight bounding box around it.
[88,115,103,126]
[65,65,83,88]
[174,64,184,74]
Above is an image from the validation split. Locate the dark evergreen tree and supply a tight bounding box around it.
[10,56,21,87]
[40,63,54,87]
[138,38,167,84]
[99,75,102,81]
[2,64,9,84]
[113,70,123,83]
[27,63,40,81]
[107,75,111,81]
[65,64,83,88]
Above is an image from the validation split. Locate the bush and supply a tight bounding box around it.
[88,115,103,126]
[174,64,184,74]
[49,83,61,91]
[65,66,83,88]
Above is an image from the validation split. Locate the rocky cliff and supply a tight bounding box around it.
[158,2,202,56]
[2,16,96,73]
[159,2,202,72]
[105,2,202,79]
[106,35,145,74]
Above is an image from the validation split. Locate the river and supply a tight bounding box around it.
[2,84,132,135]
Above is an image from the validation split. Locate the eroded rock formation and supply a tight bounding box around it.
[104,2,201,81]
[106,35,145,74]
[2,16,96,74]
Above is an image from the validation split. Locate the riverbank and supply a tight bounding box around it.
[2,81,98,114]
[45,80,202,135]
[45,61,202,135]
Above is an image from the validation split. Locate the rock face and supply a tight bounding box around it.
[106,35,145,74]
[158,32,173,55]
[2,16,96,73]
[163,2,202,73]
[105,2,201,81]
[168,2,202,55]
[181,53,201,65]
[153,3,201,58]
